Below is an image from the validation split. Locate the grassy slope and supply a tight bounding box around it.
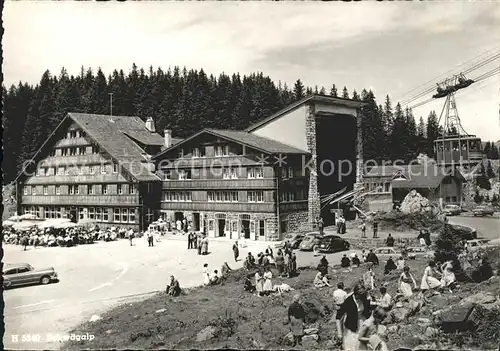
[64,249,500,350]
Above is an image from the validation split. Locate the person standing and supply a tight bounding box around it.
[385,233,394,247]
[360,221,367,238]
[372,220,379,239]
[255,268,265,296]
[275,249,286,277]
[420,260,442,292]
[128,228,134,246]
[203,263,210,285]
[336,282,372,351]
[358,307,388,351]
[399,266,417,298]
[263,266,273,295]
[187,232,192,249]
[232,241,239,262]
[288,294,306,347]
[317,216,324,236]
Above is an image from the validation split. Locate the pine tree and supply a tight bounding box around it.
[352,89,360,101]
[474,189,483,204]
[486,160,496,179]
[426,110,440,157]
[491,144,499,159]
[342,86,349,99]
[476,163,491,190]
[329,84,338,97]
[417,116,426,138]
[483,142,491,157]
[360,90,386,162]
[293,79,305,101]
[434,223,463,266]
[319,86,326,95]
[383,95,393,134]
[314,85,319,94]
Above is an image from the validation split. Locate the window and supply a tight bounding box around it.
[384,182,390,192]
[117,184,123,195]
[192,148,201,158]
[281,169,287,179]
[223,168,231,179]
[101,165,107,174]
[79,166,84,175]
[248,191,264,203]
[114,208,120,222]
[121,208,128,223]
[88,207,95,220]
[224,191,231,202]
[75,185,80,195]
[64,166,69,175]
[62,148,68,156]
[231,191,238,202]
[79,147,86,155]
[113,163,118,173]
[69,185,74,195]
[259,220,265,237]
[178,149,184,158]
[55,186,60,195]
[58,167,65,175]
[208,191,214,202]
[87,185,93,195]
[92,146,99,154]
[129,184,136,194]
[179,170,191,180]
[248,167,264,179]
[32,186,36,195]
[163,192,192,202]
[163,171,171,180]
[207,191,238,202]
[215,145,229,157]
[129,209,136,223]
[49,149,56,157]
[38,168,45,176]
[231,168,238,179]
[90,166,95,174]
[288,167,294,179]
[70,147,77,156]
[24,187,28,195]
[76,130,80,138]
[79,207,84,220]
[103,208,109,222]
[96,208,102,221]
[66,132,71,139]
[102,184,108,194]
[43,186,48,195]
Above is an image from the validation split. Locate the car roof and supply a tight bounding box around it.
[305,232,321,236]
[3,263,30,270]
[321,235,341,239]
[375,247,398,251]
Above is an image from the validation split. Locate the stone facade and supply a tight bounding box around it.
[280,211,310,233]
[305,103,320,228]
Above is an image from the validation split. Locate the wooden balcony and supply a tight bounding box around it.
[279,201,308,213]
[39,154,107,167]
[21,194,140,206]
[55,137,93,148]
[24,174,129,185]
[158,156,275,169]
[160,201,275,213]
[162,178,276,190]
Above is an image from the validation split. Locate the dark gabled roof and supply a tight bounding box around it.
[390,163,465,189]
[123,130,165,146]
[16,113,162,182]
[365,165,405,177]
[152,128,309,160]
[246,94,366,132]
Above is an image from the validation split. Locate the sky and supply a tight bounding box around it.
[3,1,500,141]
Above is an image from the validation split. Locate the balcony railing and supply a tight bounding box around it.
[38,154,107,167]
[21,194,139,206]
[160,201,275,213]
[162,178,276,189]
[24,174,129,185]
[54,137,93,148]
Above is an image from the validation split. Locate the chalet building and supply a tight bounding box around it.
[364,163,465,210]
[246,95,365,226]
[152,129,310,241]
[15,113,181,231]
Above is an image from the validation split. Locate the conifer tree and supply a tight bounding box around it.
[486,160,496,179]
[352,89,360,101]
[319,86,326,95]
[476,162,491,190]
[342,86,349,99]
[293,79,305,100]
[329,84,338,97]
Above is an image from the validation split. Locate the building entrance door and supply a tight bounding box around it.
[70,208,77,223]
[241,220,250,239]
[217,219,226,237]
[192,213,200,231]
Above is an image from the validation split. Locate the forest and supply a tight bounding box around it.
[2,64,499,184]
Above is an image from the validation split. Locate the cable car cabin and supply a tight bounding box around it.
[434,135,482,168]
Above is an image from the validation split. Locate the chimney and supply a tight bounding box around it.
[164,129,172,148]
[145,117,156,132]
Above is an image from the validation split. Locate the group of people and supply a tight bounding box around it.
[185,232,209,254]
[358,220,379,239]
[243,246,298,279]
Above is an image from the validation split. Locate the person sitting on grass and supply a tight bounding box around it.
[313,271,331,288]
[366,249,379,266]
[384,257,397,275]
[317,255,329,275]
[341,254,351,268]
[244,277,256,293]
[244,252,256,270]
[209,270,220,285]
[221,262,233,278]
[165,275,181,296]
[352,254,361,267]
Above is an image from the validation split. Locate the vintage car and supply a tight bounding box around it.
[372,247,403,259]
[317,235,350,253]
[405,246,435,260]
[472,206,495,217]
[465,239,498,252]
[443,204,461,216]
[3,263,59,289]
[275,232,305,249]
[299,232,322,251]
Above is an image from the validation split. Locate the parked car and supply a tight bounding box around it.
[3,263,59,289]
[472,206,495,216]
[275,233,305,249]
[466,239,498,253]
[317,235,350,253]
[299,232,322,251]
[405,246,435,260]
[443,204,461,216]
[372,247,402,259]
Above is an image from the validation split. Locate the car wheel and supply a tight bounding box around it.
[40,276,51,285]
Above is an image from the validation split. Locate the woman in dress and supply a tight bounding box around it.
[275,249,285,277]
[263,266,273,295]
[201,236,209,255]
[420,260,442,291]
[440,260,456,290]
[399,266,417,298]
[396,256,405,270]
[255,268,265,296]
[358,306,388,351]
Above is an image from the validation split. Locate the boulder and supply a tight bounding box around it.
[301,334,319,349]
[390,307,411,323]
[196,326,218,342]
[155,308,166,313]
[417,317,431,326]
[89,314,101,322]
[461,292,497,306]
[388,325,399,333]
[437,305,475,333]
[425,327,439,338]
[377,325,387,336]
[304,328,319,335]
[400,190,432,214]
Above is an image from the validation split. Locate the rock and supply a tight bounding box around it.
[400,190,432,214]
[432,309,443,316]
[425,327,439,338]
[417,317,431,325]
[306,322,319,329]
[414,343,437,350]
[461,292,497,306]
[408,299,423,315]
[304,328,319,335]
[105,329,114,335]
[196,326,218,342]
[89,314,101,322]
[377,325,387,336]
[301,334,319,348]
[155,308,166,313]
[283,332,294,346]
[390,308,411,323]
[437,305,475,333]
[388,325,399,333]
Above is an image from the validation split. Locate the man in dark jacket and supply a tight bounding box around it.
[384,257,397,275]
[341,254,351,268]
[232,241,239,262]
[386,233,395,247]
[165,275,181,296]
[336,282,371,349]
[288,294,306,346]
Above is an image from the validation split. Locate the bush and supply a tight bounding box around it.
[434,223,462,266]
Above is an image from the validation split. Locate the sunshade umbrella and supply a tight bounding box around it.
[2,220,15,227]
[54,222,78,229]
[8,215,21,222]
[12,221,37,231]
[37,218,71,229]
[19,213,38,220]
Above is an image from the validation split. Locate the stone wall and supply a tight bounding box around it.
[305,103,320,225]
[281,210,310,233]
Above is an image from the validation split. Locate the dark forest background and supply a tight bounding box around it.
[3,64,499,184]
